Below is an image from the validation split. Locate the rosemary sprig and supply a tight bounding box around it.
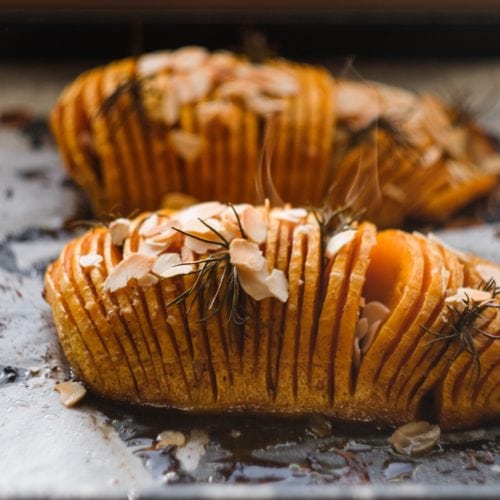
[97,74,154,132]
[165,207,255,326]
[423,278,500,369]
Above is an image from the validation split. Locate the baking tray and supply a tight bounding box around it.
[1,61,500,499]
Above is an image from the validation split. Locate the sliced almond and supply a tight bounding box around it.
[362,301,390,326]
[420,145,442,168]
[196,100,238,129]
[390,421,440,456]
[137,239,170,257]
[169,130,204,162]
[229,238,266,272]
[445,287,493,304]
[148,226,177,244]
[382,183,407,203]
[139,213,160,236]
[171,46,208,73]
[109,218,131,246]
[237,265,274,301]
[272,207,308,223]
[104,254,155,292]
[55,381,87,408]
[156,430,186,449]
[181,217,226,242]
[161,89,179,126]
[220,204,250,236]
[152,253,194,279]
[264,268,289,303]
[247,65,298,96]
[138,273,160,287]
[79,253,103,268]
[137,51,173,77]
[335,80,380,129]
[247,95,285,116]
[177,201,226,224]
[216,80,260,101]
[184,236,221,255]
[355,317,369,340]
[360,319,382,353]
[240,206,267,244]
[476,263,500,286]
[325,229,357,259]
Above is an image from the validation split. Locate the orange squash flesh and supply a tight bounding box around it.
[44,204,500,429]
[51,49,499,225]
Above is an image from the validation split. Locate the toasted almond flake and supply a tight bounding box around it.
[148,226,177,244]
[166,315,178,326]
[420,145,442,168]
[55,381,87,408]
[264,268,289,303]
[361,319,382,353]
[171,46,208,72]
[355,317,369,340]
[382,183,407,203]
[138,273,159,287]
[184,236,220,255]
[181,217,226,242]
[79,253,103,268]
[170,130,204,162]
[137,51,173,77]
[390,421,440,456]
[295,224,313,236]
[445,287,493,304]
[325,229,357,259]
[161,89,179,126]
[335,81,381,129]
[362,301,390,326]
[240,206,267,244]
[237,266,273,301]
[196,100,238,129]
[353,340,361,371]
[137,239,169,257]
[248,66,299,96]
[156,430,186,449]
[139,214,160,236]
[476,263,500,286]
[272,207,308,223]
[229,238,266,272]
[247,95,286,116]
[216,80,260,101]
[177,201,226,224]
[152,253,194,278]
[104,254,155,292]
[109,218,131,246]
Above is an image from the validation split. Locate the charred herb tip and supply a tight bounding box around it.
[423,278,500,370]
[167,205,256,326]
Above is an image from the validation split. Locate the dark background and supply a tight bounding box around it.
[1,2,500,61]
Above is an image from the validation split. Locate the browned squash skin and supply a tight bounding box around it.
[45,205,500,430]
[51,48,497,226]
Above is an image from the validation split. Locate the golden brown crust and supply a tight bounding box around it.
[45,203,500,429]
[51,47,498,224]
